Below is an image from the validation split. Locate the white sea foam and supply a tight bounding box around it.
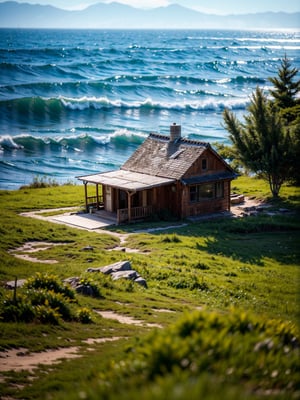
[58,96,249,112]
[0,135,24,149]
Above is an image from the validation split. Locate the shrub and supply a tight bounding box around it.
[77,307,93,324]
[20,176,59,189]
[25,273,75,300]
[0,294,35,322]
[28,289,73,321]
[34,304,61,324]
[0,274,94,324]
[95,309,299,398]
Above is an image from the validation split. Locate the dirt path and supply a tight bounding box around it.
[0,337,124,373]
[95,310,162,328]
[0,305,173,374]
[0,307,170,375]
[8,241,68,264]
[230,197,265,217]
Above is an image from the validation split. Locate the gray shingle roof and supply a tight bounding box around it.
[121,133,210,180]
[77,170,175,191]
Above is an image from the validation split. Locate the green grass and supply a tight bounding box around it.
[0,176,299,400]
[232,175,300,208]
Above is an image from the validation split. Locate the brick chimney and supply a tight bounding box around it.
[170,123,181,142]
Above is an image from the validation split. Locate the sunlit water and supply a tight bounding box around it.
[0,29,299,189]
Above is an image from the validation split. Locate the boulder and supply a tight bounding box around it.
[75,284,96,297]
[86,260,148,288]
[87,260,131,274]
[111,270,139,281]
[63,277,99,297]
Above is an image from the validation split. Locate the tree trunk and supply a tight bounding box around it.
[269,174,282,198]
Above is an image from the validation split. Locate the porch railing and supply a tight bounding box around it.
[86,195,104,210]
[117,205,154,224]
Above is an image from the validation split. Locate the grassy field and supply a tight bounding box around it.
[0,176,299,400]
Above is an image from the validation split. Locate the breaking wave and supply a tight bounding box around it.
[0,129,147,152]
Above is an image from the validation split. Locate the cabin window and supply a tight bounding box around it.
[216,181,224,198]
[190,185,197,202]
[190,182,224,202]
[202,159,207,170]
[198,183,214,199]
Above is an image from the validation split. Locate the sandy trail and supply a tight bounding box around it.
[95,310,162,328]
[0,337,124,373]
[8,241,68,264]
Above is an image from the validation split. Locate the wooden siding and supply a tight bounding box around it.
[180,181,231,218]
[183,148,227,179]
[153,185,178,215]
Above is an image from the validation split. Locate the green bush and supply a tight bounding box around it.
[34,304,61,324]
[28,289,73,321]
[25,272,75,300]
[0,273,95,325]
[20,175,59,189]
[94,309,299,399]
[0,290,71,324]
[76,307,93,324]
[0,294,35,322]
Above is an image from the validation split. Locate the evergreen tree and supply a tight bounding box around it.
[223,87,291,198]
[269,55,300,110]
[269,56,300,184]
[223,57,300,195]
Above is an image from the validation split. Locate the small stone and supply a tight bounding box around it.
[75,284,94,296]
[63,277,80,287]
[81,246,94,251]
[134,277,148,288]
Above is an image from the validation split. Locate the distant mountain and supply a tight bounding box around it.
[0,1,299,29]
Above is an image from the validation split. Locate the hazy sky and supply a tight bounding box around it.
[3,0,300,14]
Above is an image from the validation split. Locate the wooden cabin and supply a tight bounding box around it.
[77,124,236,224]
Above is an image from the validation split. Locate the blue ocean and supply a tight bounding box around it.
[0,29,299,189]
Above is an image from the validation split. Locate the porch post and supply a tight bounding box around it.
[127,191,135,223]
[84,182,88,212]
[96,184,99,209]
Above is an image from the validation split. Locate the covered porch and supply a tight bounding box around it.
[77,170,175,224]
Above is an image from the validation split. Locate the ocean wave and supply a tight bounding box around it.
[0,135,24,149]
[0,129,147,152]
[60,96,249,111]
[0,159,46,175]
[0,71,265,90]
[0,95,249,120]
